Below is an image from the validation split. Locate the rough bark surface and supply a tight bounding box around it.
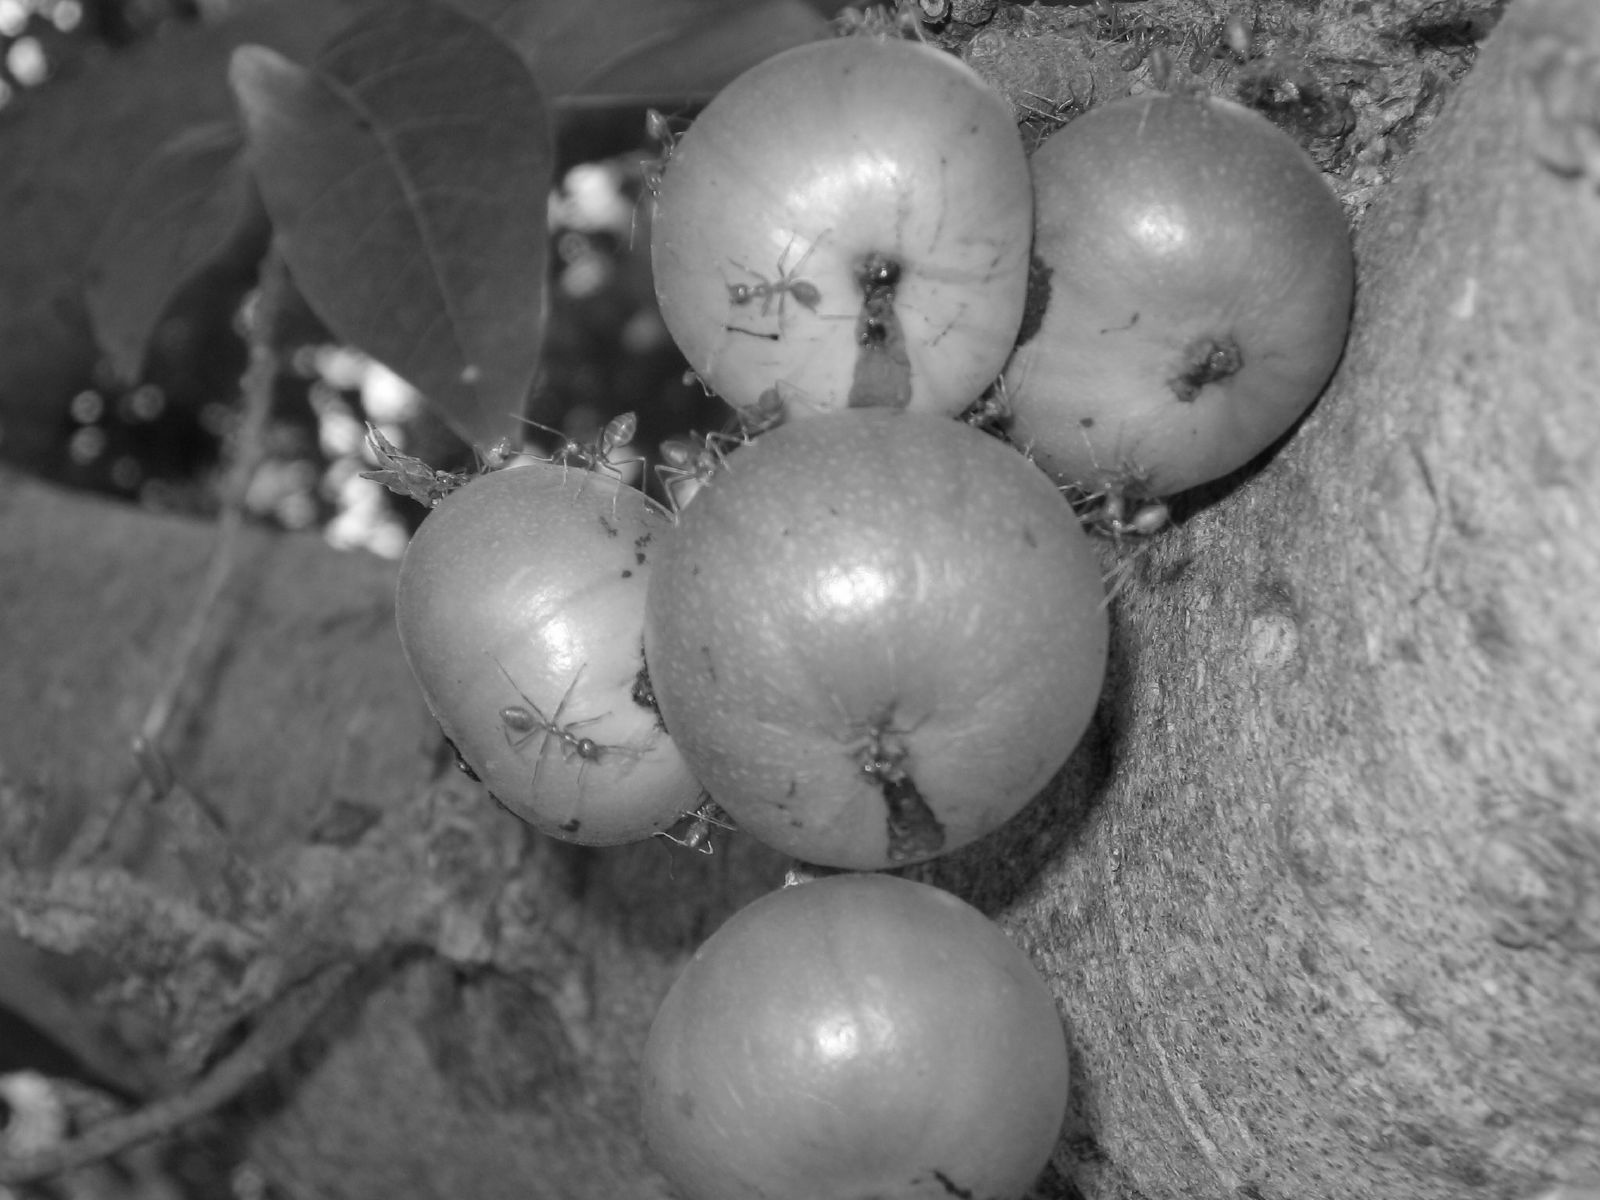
[1,1,1597,1198]
[926,2,1600,1195]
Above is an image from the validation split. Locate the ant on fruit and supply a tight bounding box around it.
[517,410,643,495]
[493,659,636,816]
[641,108,688,197]
[723,235,825,340]
[654,797,737,855]
[656,429,743,513]
[497,661,605,765]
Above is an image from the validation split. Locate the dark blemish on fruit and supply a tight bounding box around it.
[1022,525,1038,549]
[931,1168,975,1198]
[1099,311,1140,335]
[632,654,663,717]
[1079,416,1095,429]
[559,818,582,833]
[690,564,701,577]
[1170,334,1243,402]
[848,255,913,408]
[635,532,652,563]
[856,253,901,293]
[785,779,798,798]
[700,645,717,682]
[621,569,633,579]
[878,771,945,863]
[1013,254,1052,348]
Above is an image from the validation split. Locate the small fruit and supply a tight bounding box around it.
[1002,92,1355,500]
[641,873,1070,1200]
[643,410,1108,870]
[651,36,1033,423]
[395,464,702,844]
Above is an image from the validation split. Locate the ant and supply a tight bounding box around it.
[1059,419,1171,541]
[656,429,743,513]
[960,375,1013,436]
[1018,77,1095,143]
[723,236,824,337]
[1059,430,1173,603]
[641,108,688,197]
[517,410,643,495]
[1008,419,1169,604]
[493,660,635,819]
[832,1,932,40]
[1091,0,1172,73]
[496,661,605,766]
[1064,479,1172,607]
[654,798,737,855]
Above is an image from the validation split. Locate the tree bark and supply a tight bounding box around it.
[927,1,1599,1195]
[2,0,1598,1198]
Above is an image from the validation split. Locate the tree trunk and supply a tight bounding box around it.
[930,1,1598,1195]
[2,0,1597,1198]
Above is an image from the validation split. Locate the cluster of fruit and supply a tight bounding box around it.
[391,30,1353,1200]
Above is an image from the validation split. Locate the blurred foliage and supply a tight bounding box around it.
[0,0,827,546]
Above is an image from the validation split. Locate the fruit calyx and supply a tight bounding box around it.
[1169,334,1244,402]
[856,722,945,862]
[848,252,912,409]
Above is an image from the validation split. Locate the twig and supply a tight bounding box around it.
[62,246,292,866]
[0,961,356,1185]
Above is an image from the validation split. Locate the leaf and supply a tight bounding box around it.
[229,0,552,452]
[451,0,829,107]
[83,121,269,385]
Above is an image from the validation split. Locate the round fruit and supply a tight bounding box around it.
[1002,92,1355,500]
[641,873,1069,1200]
[651,36,1033,423]
[642,410,1107,870]
[395,464,702,845]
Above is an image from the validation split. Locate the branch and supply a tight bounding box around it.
[0,962,356,1185]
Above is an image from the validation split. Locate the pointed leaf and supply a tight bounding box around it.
[83,121,269,384]
[452,0,828,106]
[229,0,551,451]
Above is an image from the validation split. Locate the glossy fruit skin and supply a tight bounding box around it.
[395,464,702,845]
[641,873,1070,1200]
[1002,92,1355,499]
[643,410,1107,870]
[651,36,1033,423]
